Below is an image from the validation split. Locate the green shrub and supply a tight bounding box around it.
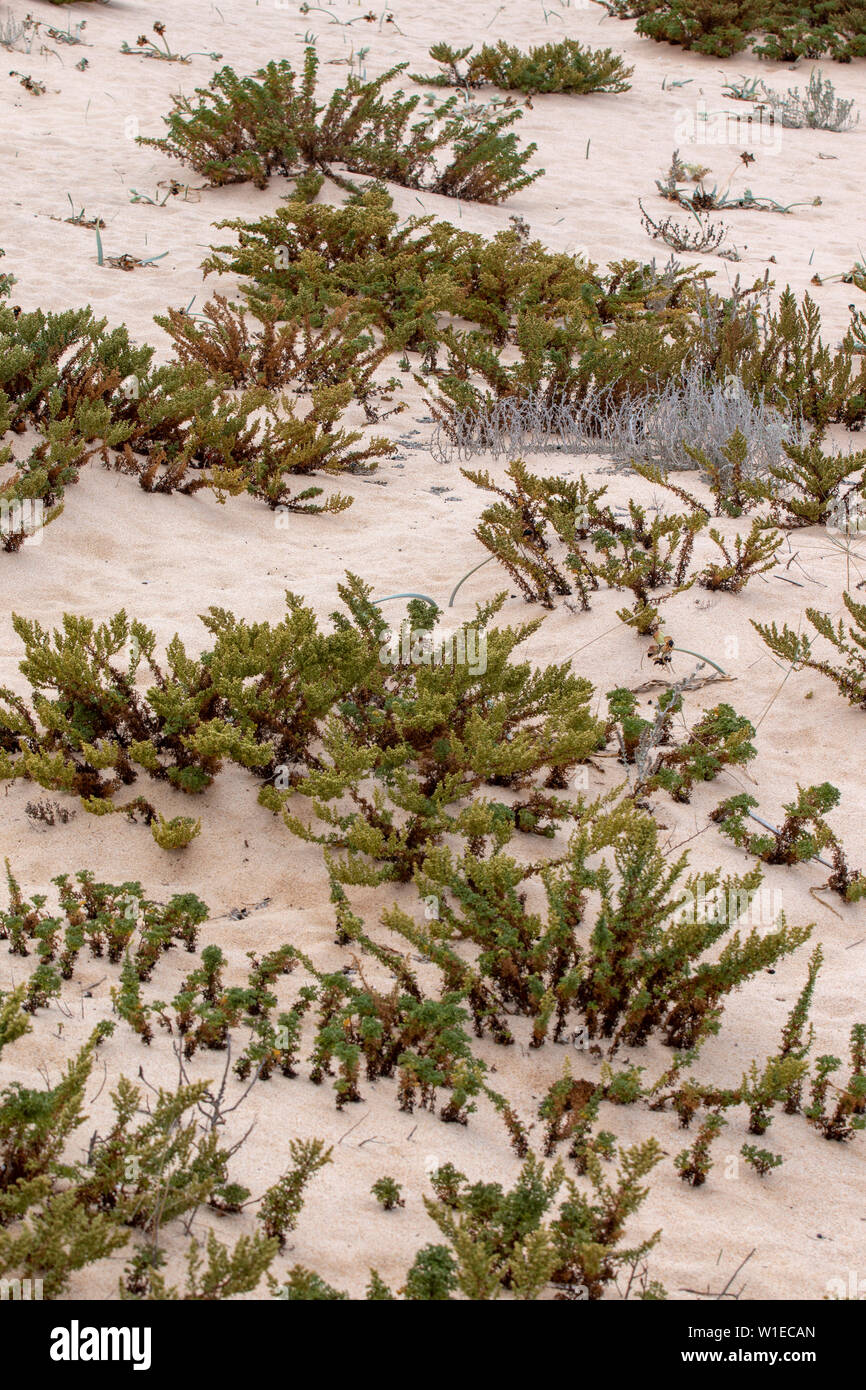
[202,186,598,350]
[635,700,758,802]
[151,814,201,851]
[756,434,866,527]
[605,0,866,62]
[420,1146,664,1300]
[0,576,603,859]
[754,591,866,710]
[122,1229,279,1301]
[805,1025,866,1140]
[675,1113,725,1185]
[155,292,402,423]
[139,49,541,203]
[1,864,209,984]
[0,295,395,543]
[305,959,488,1122]
[711,783,866,902]
[275,576,603,885]
[413,39,633,95]
[258,1140,333,1247]
[400,795,809,1051]
[741,1144,784,1176]
[371,1176,404,1210]
[431,281,866,433]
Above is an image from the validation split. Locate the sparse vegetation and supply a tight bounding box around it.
[711,784,866,902]
[372,1176,405,1210]
[412,39,633,95]
[3,2,866,1315]
[728,69,859,131]
[754,597,866,710]
[139,48,541,203]
[602,0,866,62]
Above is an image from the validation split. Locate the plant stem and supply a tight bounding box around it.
[671,646,727,676]
[448,554,495,607]
[372,593,438,608]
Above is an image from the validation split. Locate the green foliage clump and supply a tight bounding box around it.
[1,863,208,983]
[707,287,866,430]
[418,1147,664,1300]
[139,48,541,204]
[0,248,15,301]
[274,1145,666,1301]
[275,574,603,885]
[0,293,396,546]
[740,1054,807,1134]
[676,427,765,517]
[697,519,782,591]
[637,700,757,802]
[675,1112,725,1185]
[433,281,866,440]
[202,186,598,352]
[754,591,866,711]
[151,814,201,851]
[155,292,402,425]
[306,957,487,1122]
[413,39,633,95]
[0,301,151,543]
[805,1025,866,1141]
[755,433,866,528]
[371,1176,404,1210]
[711,783,866,901]
[0,601,317,822]
[462,459,715,623]
[777,944,823,1113]
[0,1032,131,1295]
[0,576,601,861]
[461,460,608,608]
[605,0,866,62]
[122,1229,279,1301]
[741,1143,784,1176]
[0,983,327,1299]
[274,1265,351,1300]
[76,1074,240,1231]
[396,795,808,1053]
[258,1139,333,1247]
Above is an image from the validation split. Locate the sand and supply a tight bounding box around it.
[1,0,865,1301]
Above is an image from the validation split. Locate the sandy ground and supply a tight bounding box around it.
[1,0,866,1301]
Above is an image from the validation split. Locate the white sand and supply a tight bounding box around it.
[1,0,865,1300]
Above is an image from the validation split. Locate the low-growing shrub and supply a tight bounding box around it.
[1,863,208,979]
[738,70,859,131]
[0,578,602,858]
[805,1025,866,1141]
[271,576,603,884]
[372,1176,404,1210]
[603,0,866,62]
[418,1148,664,1300]
[754,597,866,710]
[397,794,809,1052]
[711,784,866,901]
[139,48,541,204]
[412,39,633,95]
[0,292,394,542]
